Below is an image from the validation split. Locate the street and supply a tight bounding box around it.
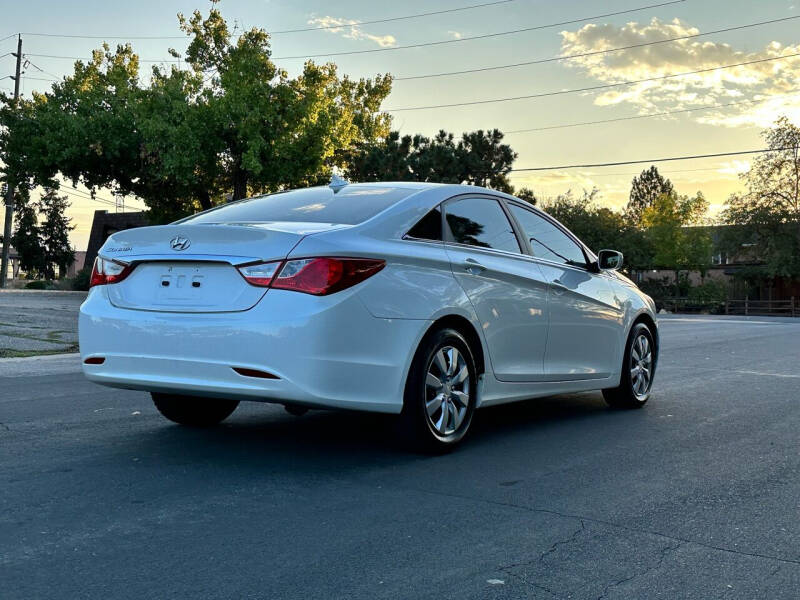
[2,316,800,599]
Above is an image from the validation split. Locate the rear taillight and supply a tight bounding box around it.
[237,258,385,296]
[90,257,134,288]
[237,261,282,287]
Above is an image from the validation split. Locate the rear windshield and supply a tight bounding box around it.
[180,186,418,226]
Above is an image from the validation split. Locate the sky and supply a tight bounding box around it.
[2,0,799,250]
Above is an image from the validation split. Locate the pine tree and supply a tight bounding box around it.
[10,192,46,277]
[38,188,75,279]
[627,166,674,226]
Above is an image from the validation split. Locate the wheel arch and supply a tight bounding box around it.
[630,312,659,368]
[424,314,486,377]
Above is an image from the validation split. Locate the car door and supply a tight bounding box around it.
[506,202,623,381]
[443,195,550,382]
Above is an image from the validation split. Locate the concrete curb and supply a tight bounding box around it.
[0,290,88,295]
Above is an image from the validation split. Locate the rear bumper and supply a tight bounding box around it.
[79,286,429,413]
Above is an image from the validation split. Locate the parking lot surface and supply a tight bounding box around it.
[0,291,85,356]
[2,315,800,598]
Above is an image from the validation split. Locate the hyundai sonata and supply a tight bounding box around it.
[80,181,658,450]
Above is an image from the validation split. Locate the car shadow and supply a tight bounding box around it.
[128,391,631,475]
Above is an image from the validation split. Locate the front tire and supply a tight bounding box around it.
[398,328,477,452]
[151,393,239,426]
[603,322,656,409]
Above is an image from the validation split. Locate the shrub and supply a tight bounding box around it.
[71,266,92,291]
[688,279,729,305]
[24,280,53,290]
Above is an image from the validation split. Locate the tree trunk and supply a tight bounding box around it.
[232,157,248,201]
[197,189,212,211]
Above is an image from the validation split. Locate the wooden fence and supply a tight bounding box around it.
[724,297,797,317]
[660,297,798,317]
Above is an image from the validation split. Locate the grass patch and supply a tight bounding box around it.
[0,331,67,344]
[0,321,48,330]
[0,345,79,358]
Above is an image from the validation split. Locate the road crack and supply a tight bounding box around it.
[595,540,682,600]
[497,520,586,599]
[403,485,800,568]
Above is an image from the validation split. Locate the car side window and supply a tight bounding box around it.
[406,207,442,241]
[508,204,587,267]
[444,198,521,254]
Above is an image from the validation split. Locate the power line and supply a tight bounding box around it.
[0,33,18,44]
[21,75,59,82]
[23,57,62,82]
[272,0,687,59]
[20,0,687,65]
[387,52,800,111]
[507,166,742,177]
[395,14,800,81]
[504,91,800,134]
[16,0,520,39]
[24,53,181,64]
[509,147,788,172]
[64,187,147,210]
[270,0,518,34]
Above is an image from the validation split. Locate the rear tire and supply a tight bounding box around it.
[397,328,477,453]
[284,405,309,417]
[602,322,656,409]
[151,393,239,426]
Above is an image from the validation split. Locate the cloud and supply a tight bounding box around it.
[559,18,800,127]
[307,16,396,48]
[448,31,463,40]
[715,160,751,175]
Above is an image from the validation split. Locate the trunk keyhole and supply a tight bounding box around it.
[192,281,201,288]
[161,280,170,287]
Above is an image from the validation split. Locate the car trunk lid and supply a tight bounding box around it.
[98,223,333,313]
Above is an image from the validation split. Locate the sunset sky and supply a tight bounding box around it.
[2,0,798,250]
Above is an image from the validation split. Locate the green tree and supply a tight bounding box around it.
[642,191,711,294]
[38,188,75,279]
[9,188,75,279]
[177,3,392,203]
[10,190,46,277]
[515,187,537,206]
[345,128,518,192]
[722,116,800,281]
[627,166,675,226]
[541,189,652,272]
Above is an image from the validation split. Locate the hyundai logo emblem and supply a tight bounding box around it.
[170,236,191,251]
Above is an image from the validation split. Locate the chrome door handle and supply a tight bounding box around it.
[463,258,487,274]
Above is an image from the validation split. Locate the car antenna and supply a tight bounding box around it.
[329,174,349,193]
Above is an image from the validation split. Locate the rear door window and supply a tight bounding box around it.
[406,207,443,241]
[444,197,521,254]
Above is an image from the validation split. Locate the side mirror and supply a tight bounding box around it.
[597,249,623,271]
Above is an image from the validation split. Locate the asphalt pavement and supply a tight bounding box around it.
[2,315,800,599]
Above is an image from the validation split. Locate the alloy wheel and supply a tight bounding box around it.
[425,346,470,436]
[630,333,653,399]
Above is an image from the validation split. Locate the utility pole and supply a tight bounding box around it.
[1,35,22,288]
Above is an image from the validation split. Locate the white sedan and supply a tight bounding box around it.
[80,181,658,450]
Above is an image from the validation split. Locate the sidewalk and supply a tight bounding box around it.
[0,352,81,377]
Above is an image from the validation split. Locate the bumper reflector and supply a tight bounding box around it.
[232,367,280,380]
[84,357,105,365]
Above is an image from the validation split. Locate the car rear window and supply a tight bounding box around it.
[180,186,418,225]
